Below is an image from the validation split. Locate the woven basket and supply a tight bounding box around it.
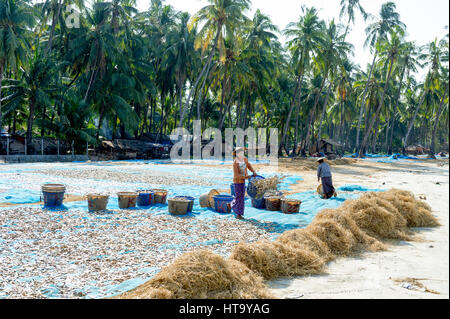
[265,196,282,211]
[168,198,190,215]
[136,190,155,206]
[199,189,220,208]
[152,189,168,204]
[281,198,302,214]
[317,184,324,196]
[87,194,109,212]
[117,192,138,209]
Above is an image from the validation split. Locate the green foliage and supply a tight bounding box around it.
[0,0,448,155]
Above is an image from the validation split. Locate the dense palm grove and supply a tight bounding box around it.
[0,0,448,156]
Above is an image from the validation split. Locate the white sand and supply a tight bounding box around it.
[267,160,449,299]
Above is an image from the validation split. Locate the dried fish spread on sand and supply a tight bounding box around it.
[0,207,270,298]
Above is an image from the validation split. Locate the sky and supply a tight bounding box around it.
[135,0,449,80]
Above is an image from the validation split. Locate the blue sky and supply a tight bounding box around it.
[136,0,449,80]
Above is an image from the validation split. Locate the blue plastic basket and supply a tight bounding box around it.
[42,191,65,207]
[251,197,266,209]
[137,190,155,207]
[213,195,234,214]
[247,175,265,199]
[174,196,195,212]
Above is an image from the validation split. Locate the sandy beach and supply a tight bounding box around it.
[0,158,448,299]
[267,158,449,299]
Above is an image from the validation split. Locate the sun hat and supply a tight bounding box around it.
[316,157,326,162]
[233,146,246,156]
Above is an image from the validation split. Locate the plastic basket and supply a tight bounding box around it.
[251,197,266,209]
[246,175,265,199]
[87,194,109,212]
[213,195,234,214]
[174,196,195,212]
[137,190,155,206]
[41,184,66,207]
[168,198,190,215]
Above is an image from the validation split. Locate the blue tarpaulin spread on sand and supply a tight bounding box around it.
[0,160,381,234]
[0,160,385,298]
[0,188,41,204]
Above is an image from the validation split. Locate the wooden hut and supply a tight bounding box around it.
[309,139,342,159]
[405,144,429,156]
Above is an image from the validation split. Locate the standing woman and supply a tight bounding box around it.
[317,157,337,199]
[231,147,257,219]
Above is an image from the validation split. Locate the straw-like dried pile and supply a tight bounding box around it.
[375,189,439,228]
[277,228,333,261]
[252,176,283,199]
[292,157,357,171]
[313,209,386,253]
[339,190,439,241]
[229,240,325,280]
[306,219,356,257]
[330,158,358,166]
[116,250,272,299]
[116,188,439,299]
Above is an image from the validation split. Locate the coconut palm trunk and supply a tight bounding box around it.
[304,74,328,151]
[317,82,333,142]
[387,61,407,153]
[281,73,303,154]
[404,89,428,149]
[359,55,394,157]
[293,76,306,156]
[355,51,378,150]
[183,28,221,122]
[0,63,3,130]
[26,97,36,152]
[46,0,63,54]
[430,86,448,154]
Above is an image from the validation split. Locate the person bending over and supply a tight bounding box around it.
[317,157,337,199]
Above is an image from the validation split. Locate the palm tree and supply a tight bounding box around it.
[39,0,85,53]
[94,0,137,35]
[304,19,352,151]
[186,0,250,121]
[355,2,405,152]
[3,52,61,151]
[281,6,324,154]
[430,70,448,155]
[339,0,369,39]
[404,39,444,148]
[71,5,117,101]
[38,90,96,149]
[386,41,420,153]
[334,57,356,146]
[168,12,196,127]
[0,0,35,130]
[359,27,404,156]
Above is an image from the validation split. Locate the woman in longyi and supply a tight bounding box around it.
[231,147,257,219]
